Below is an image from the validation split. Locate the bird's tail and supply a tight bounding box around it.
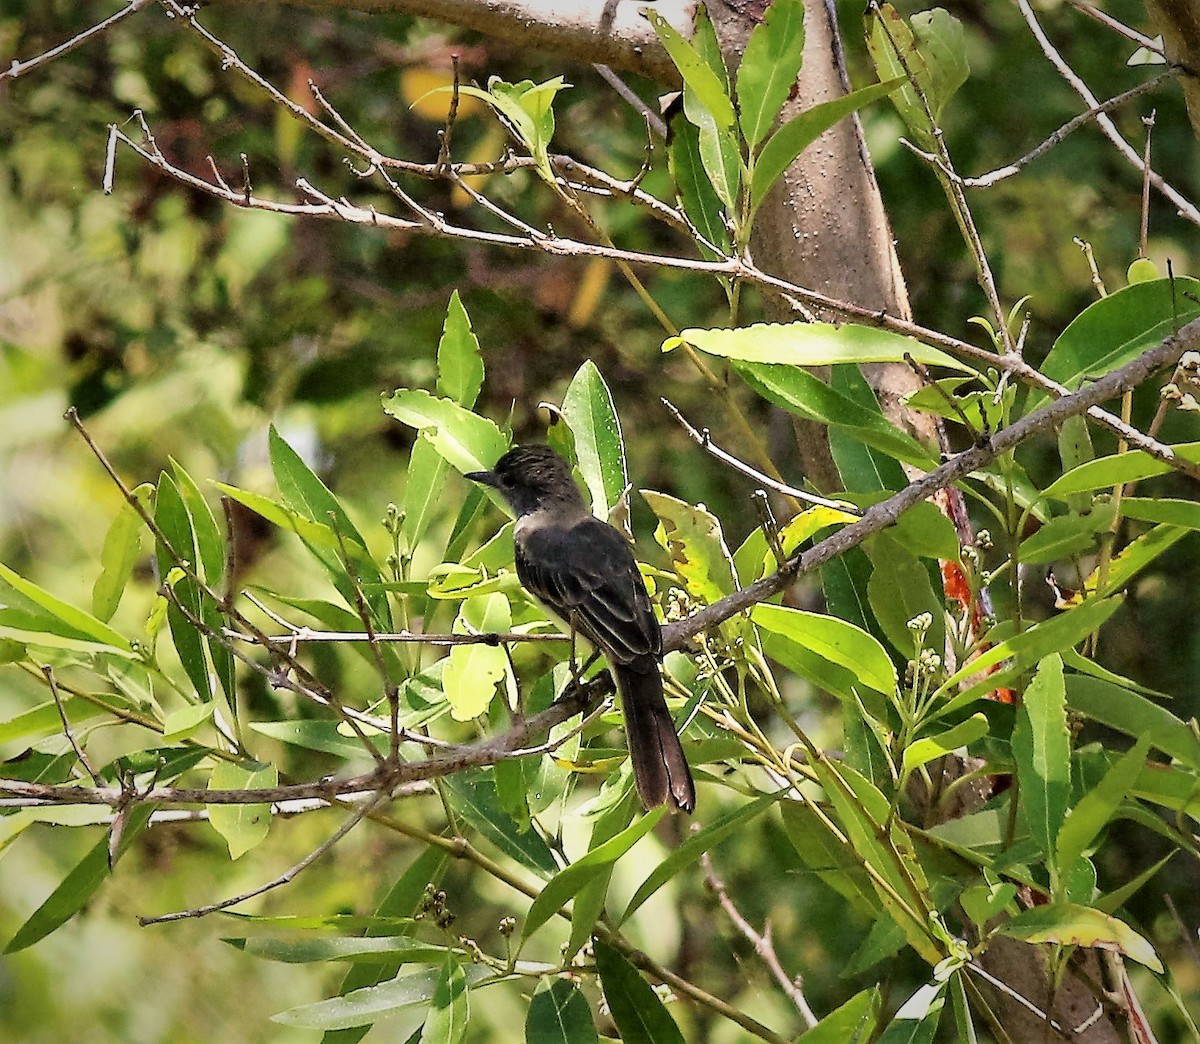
[613,664,696,813]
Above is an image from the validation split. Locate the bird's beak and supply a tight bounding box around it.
[464,469,499,487]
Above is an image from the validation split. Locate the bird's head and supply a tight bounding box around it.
[465,444,584,516]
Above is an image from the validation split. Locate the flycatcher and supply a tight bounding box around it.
[466,445,696,812]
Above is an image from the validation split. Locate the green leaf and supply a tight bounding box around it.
[1017,506,1115,565]
[525,979,598,1044]
[901,713,988,778]
[92,486,151,621]
[797,987,880,1043]
[321,846,449,1044]
[273,965,492,1030]
[5,803,154,952]
[0,697,105,746]
[162,702,215,743]
[1122,497,1200,529]
[1011,655,1069,868]
[442,770,558,877]
[960,876,1017,929]
[1000,903,1162,972]
[522,807,664,945]
[737,0,806,149]
[1064,675,1200,769]
[644,9,736,130]
[890,501,962,561]
[437,290,484,407]
[561,361,628,519]
[909,9,969,120]
[594,937,685,1044]
[867,535,944,657]
[1067,524,1188,603]
[750,78,903,215]
[875,980,947,1044]
[1033,278,1200,404]
[753,603,898,697]
[235,936,447,964]
[269,426,368,551]
[734,503,858,587]
[0,560,132,653]
[155,474,211,700]
[668,322,971,371]
[1056,737,1150,884]
[780,803,879,915]
[643,490,738,604]
[249,719,388,759]
[443,593,512,721]
[735,361,936,469]
[667,118,731,259]
[622,792,777,922]
[207,759,276,860]
[420,958,469,1044]
[1043,442,1200,498]
[383,390,510,480]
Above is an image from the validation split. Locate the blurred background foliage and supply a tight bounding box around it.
[0,0,1198,1040]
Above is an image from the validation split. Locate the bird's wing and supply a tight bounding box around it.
[515,516,661,665]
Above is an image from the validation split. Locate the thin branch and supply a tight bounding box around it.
[244,627,570,646]
[661,398,859,513]
[700,851,818,1028]
[41,664,104,786]
[1064,0,1162,52]
[0,0,153,83]
[1016,0,1200,227]
[138,791,386,925]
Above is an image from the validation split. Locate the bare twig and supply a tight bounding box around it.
[41,664,104,786]
[1016,0,1200,226]
[1,0,153,83]
[138,792,386,925]
[700,851,819,1028]
[661,398,859,513]
[593,63,667,139]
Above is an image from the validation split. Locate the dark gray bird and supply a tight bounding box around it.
[466,445,695,813]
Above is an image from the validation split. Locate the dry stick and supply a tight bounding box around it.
[915,75,1169,189]
[1016,0,1200,227]
[41,664,104,787]
[138,792,387,925]
[1,0,153,82]
[662,398,860,513]
[700,850,819,1028]
[1063,0,1163,52]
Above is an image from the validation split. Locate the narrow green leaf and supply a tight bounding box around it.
[400,431,450,556]
[249,720,388,759]
[162,702,214,743]
[1000,903,1162,972]
[1043,442,1200,498]
[622,792,777,922]
[272,965,492,1030]
[668,322,971,371]
[753,603,898,697]
[436,290,484,407]
[1017,506,1115,565]
[594,938,686,1044]
[866,535,944,657]
[1032,278,1200,405]
[875,980,946,1044]
[269,426,368,550]
[442,770,558,877]
[208,759,276,860]
[1064,675,1200,769]
[92,487,151,621]
[735,361,936,469]
[5,803,154,952]
[738,0,806,149]
[561,361,627,519]
[420,958,469,1044]
[523,808,664,944]
[1121,497,1200,529]
[525,978,598,1044]
[797,987,880,1043]
[667,118,731,259]
[1011,655,1069,868]
[1056,737,1150,877]
[901,713,988,778]
[235,936,445,964]
[322,846,449,1044]
[750,78,903,214]
[155,474,211,700]
[0,560,132,653]
[0,697,105,746]
[443,594,511,721]
[643,9,736,129]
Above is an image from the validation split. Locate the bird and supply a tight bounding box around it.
[466,445,696,813]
